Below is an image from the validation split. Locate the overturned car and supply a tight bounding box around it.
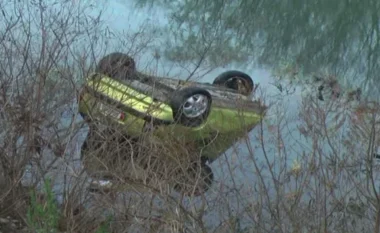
[78,53,267,196]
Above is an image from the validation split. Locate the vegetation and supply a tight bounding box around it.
[27,179,61,233]
[1,0,380,233]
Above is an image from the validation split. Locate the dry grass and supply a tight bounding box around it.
[1,0,380,233]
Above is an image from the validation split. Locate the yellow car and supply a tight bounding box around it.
[78,53,267,196]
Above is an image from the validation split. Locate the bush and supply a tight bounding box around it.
[1,0,380,233]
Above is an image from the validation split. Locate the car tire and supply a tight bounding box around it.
[213,70,254,96]
[169,87,212,127]
[95,52,136,79]
[173,161,214,196]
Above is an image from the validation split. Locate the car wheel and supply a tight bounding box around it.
[213,70,254,96]
[169,87,212,127]
[173,162,214,196]
[95,52,136,79]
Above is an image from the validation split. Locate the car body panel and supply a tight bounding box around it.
[84,75,174,121]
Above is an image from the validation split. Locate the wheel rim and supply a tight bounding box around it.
[182,94,209,118]
[228,76,252,94]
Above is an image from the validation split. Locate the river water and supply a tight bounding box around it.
[18,0,380,231]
